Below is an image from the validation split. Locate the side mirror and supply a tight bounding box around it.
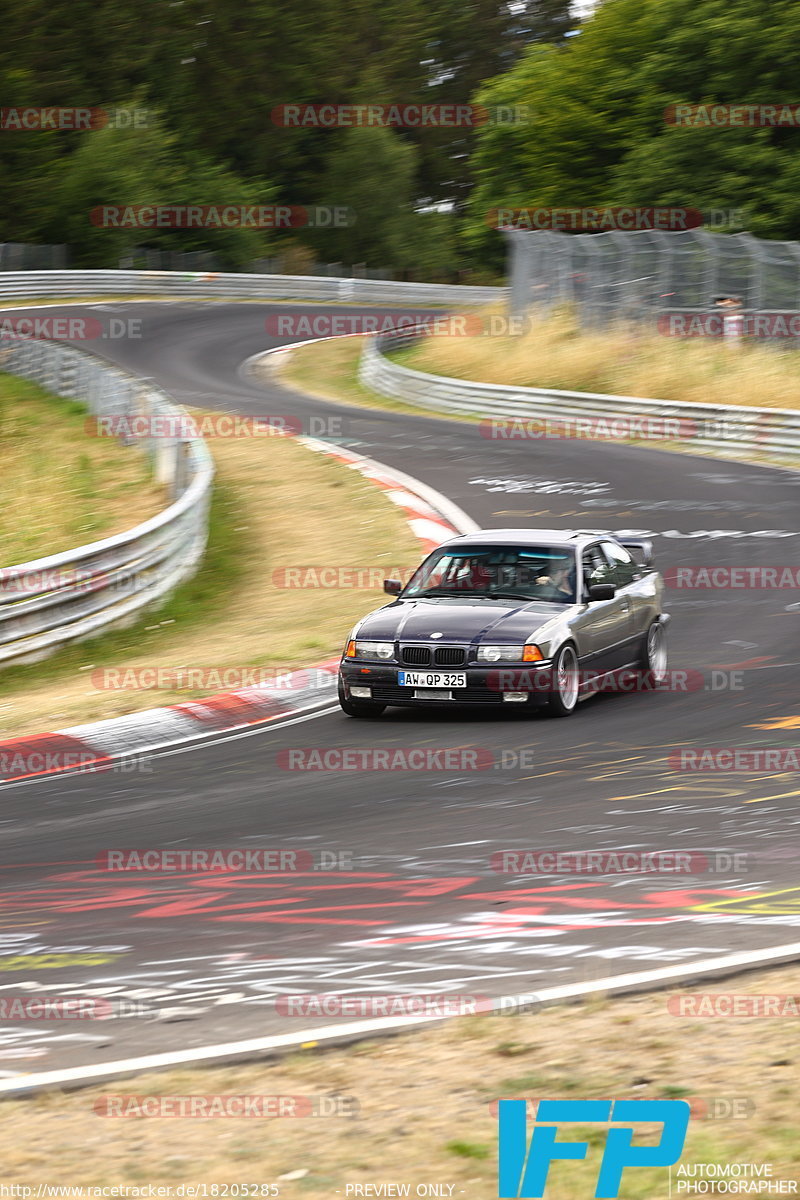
[588,583,616,601]
[618,537,654,568]
[384,579,403,595]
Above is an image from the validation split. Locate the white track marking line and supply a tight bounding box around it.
[3,940,800,1094]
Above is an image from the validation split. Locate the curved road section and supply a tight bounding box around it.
[0,301,799,1079]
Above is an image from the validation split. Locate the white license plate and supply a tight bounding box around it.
[398,671,466,688]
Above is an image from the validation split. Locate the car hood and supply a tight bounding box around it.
[354,597,572,643]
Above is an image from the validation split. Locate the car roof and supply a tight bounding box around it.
[440,528,616,551]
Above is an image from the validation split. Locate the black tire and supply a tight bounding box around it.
[338,679,386,718]
[546,644,580,718]
[637,620,668,687]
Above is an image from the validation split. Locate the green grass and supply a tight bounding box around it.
[0,475,247,695]
[0,424,422,735]
[445,1140,491,1160]
[0,373,166,563]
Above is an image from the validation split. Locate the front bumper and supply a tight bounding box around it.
[339,662,555,707]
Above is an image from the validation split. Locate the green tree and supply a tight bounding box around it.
[310,127,457,276]
[48,109,276,268]
[467,0,800,262]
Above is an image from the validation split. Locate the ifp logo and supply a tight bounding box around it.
[498,1099,690,1198]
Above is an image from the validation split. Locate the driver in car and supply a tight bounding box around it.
[535,561,574,600]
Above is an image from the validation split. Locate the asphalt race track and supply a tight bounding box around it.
[1,301,799,1078]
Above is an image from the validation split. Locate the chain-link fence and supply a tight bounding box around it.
[0,243,69,270]
[506,229,800,332]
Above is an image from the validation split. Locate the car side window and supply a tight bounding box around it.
[582,545,612,592]
[600,540,638,588]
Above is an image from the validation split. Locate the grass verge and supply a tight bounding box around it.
[270,338,463,422]
[0,422,422,737]
[276,321,800,469]
[0,962,798,1195]
[0,374,166,565]
[395,304,800,410]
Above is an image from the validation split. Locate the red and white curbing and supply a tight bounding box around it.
[298,435,472,551]
[0,443,476,784]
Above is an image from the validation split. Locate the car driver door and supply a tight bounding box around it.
[574,543,635,672]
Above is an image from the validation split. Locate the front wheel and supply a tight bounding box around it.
[338,679,386,718]
[639,620,668,686]
[547,644,579,717]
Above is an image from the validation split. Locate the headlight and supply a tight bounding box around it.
[350,640,395,660]
[476,644,544,663]
[477,644,526,662]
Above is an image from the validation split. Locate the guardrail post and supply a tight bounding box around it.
[173,438,192,499]
[154,396,178,487]
[61,351,78,397]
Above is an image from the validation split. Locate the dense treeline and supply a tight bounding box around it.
[467,0,800,270]
[1,0,799,276]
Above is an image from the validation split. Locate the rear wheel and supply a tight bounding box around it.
[547,644,579,717]
[338,678,386,718]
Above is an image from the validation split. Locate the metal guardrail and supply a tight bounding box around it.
[0,269,504,307]
[359,328,800,460]
[0,268,502,669]
[0,336,214,666]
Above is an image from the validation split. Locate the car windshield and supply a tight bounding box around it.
[402,545,577,603]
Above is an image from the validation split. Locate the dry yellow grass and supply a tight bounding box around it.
[0,428,421,737]
[0,962,798,1195]
[0,375,167,565]
[268,338,433,420]
[399,304,800,410]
